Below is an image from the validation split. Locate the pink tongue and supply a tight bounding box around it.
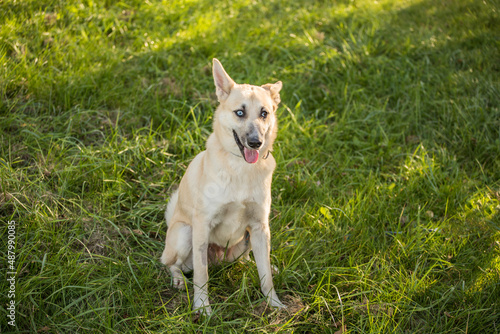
[244,147,259,164]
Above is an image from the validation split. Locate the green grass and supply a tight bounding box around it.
[1,0,499,332]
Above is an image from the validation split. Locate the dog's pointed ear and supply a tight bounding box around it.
[213,58,235,102]
[261,81,282,105]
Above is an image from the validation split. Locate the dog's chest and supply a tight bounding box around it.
[208,201,249,246]
[200,155,273,246]
[201,163,268,207]
[205,178,267,247]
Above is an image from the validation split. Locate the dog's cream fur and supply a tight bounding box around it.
[160,58,284,314]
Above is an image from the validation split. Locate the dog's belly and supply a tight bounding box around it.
[208,202,248,247]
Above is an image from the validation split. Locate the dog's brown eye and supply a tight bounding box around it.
[234,110,245,117]
[260,109,268,119]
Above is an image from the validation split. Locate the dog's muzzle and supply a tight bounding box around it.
[232,130,260,164]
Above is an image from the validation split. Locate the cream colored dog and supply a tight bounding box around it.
[160,58,284,314]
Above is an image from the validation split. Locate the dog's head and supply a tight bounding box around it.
[212,58,282,164]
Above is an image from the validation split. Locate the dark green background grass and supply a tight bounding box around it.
[1,0,499,332]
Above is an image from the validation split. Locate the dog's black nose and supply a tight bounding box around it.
[247,139,262,149]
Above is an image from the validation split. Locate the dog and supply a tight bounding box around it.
[160,58,284,314]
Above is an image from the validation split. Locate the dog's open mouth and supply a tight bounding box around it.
[232,130,259,164]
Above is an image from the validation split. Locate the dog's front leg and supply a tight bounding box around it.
[250,222,285,309]
[191,221,212,314]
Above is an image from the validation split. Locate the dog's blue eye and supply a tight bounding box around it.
[234,110,245,117]
[260,110,268,118]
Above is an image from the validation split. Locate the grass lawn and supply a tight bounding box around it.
[1,0,499,332]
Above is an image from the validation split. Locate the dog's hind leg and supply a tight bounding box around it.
[161,221,193,290]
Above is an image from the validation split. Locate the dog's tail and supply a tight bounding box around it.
[161,189,180,266]
[164,189,179,227]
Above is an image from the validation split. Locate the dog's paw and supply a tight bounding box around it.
[193,292,212,315]
[172,277,186,290]
[169,265,186,290]
[193,302,212,316]
[270,297,286,310]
